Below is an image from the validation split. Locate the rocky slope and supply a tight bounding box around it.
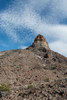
[0,34,67,100]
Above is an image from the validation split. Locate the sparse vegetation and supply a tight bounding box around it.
[50,66,56,70]
[27,85,34,89]
[44,78,49,82]
[0,84,11,93]
[0,34,67,100]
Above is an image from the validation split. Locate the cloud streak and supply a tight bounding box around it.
[0,0,67,56]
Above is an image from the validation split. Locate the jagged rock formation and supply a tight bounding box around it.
[28,34,67,65]
[0,34,67,100]
[32,34,50,50]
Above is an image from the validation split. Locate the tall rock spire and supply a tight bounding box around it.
[32,34,50,50]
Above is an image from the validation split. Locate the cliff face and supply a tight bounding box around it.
[0,34,67,100]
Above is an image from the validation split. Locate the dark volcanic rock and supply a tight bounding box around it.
[0,92,2,98]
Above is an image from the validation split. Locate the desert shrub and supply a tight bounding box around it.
[44,78,49,82]
[50,66,56,70]
[0,84,11,93]
[27,85,34,89]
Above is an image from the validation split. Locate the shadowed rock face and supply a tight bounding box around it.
[32,34,50,50]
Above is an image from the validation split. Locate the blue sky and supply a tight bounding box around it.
[0,0,67,57]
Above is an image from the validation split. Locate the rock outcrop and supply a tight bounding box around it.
[32,34,50,50]
[0,34,67,100]
[28,34,67,64]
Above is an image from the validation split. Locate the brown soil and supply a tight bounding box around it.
[0,35,67,100]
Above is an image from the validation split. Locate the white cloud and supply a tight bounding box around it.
[0,22,19,42]
[0,0,67,56]
[20,46,27,49]
[50,41,67,56]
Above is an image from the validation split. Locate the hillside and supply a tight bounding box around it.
[0,34,67,100]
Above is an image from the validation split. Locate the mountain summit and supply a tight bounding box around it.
[32,34,50,50]
[0,34,67,100]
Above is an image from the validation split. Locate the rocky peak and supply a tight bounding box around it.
[32,34,50,50]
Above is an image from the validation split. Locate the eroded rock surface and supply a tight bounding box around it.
[0,34,67,100]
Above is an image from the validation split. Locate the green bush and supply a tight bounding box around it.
[50,66,56,70]
[0,84,11,93]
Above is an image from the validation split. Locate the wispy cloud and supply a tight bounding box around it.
[0,0,67,56]
[50,41,67,56]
